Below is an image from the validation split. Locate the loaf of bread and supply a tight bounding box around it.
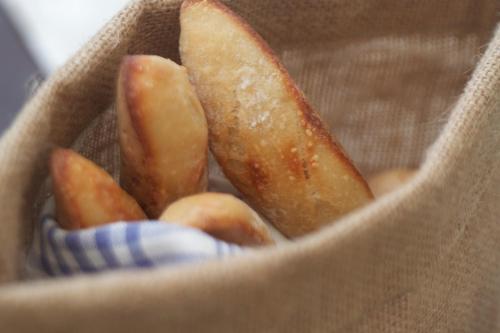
[50,148,146,229]
[160,193,274,246]
[117,55,209,218]
[368,168,417,197]
[180,0,373,237]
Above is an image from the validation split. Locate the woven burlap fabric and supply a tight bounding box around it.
[0,0,499,331]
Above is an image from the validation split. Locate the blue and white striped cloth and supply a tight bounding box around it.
[26,212,242,278]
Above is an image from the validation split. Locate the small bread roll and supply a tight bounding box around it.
[117,55,208,218]
[368,168,417,197]
[50,148,146,230]
[160,193,274,246]
[179,0,373,237]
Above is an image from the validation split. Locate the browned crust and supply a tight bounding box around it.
[51,148,146,229]
[51,148,82,229]
[246,158,269,192]
[160,192,273,245]
[119,56,161,217]
[198,216,271,246]
[121,167,163,218]
[92,167,147,224]
[119,55,209,217]
[181,0,372,197]
[120,55,153,157]
[281,144,305,180]
[191,152,208,187]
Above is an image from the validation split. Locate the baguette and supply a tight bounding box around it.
[50,148,146,229]
[179,0,373,237]
[117,55,209,217]
[160,192,274,246]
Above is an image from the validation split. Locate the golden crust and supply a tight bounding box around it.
[183,0,370,188]
[159,193,274,246]
[180,0,373,237]
[117,55,209,218]
[50,148,146,230]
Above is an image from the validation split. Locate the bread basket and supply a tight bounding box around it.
[0,0,499,331]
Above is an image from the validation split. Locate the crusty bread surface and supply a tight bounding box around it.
[51,148,146,229]
[180,0,373,237]
[160,192,275,246]
[117,55,209,218]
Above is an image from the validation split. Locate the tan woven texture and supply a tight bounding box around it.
[0,0,499,331]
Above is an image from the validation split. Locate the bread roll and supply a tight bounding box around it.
[117,55,209,218]
[179,0,373,237]
[368,168,417,197]
[160,193,274,246]
[50,148,146,230]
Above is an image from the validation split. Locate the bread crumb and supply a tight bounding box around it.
[249,112,270,128]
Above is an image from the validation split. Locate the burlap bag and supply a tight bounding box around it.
[0,0,499,331]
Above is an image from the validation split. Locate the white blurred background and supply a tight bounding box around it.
[0,0,131,132]
[1,0,130,74]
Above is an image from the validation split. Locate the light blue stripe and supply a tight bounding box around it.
[95,227,119,268]
[65,232,97,272]
[126,223,153,267]
[42,219,64,276]
[33,216,243,277]
[215,239,222,257]
[39,216,54,276]
[46,222,71,275]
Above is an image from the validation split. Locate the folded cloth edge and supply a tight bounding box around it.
[25,197,243,279]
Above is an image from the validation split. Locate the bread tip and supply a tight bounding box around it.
[50,148,74,174]
[119,55,146,76]
[50,147,69,162]
[120,54,135,68]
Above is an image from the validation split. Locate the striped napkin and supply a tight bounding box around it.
[25,199,242,278]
